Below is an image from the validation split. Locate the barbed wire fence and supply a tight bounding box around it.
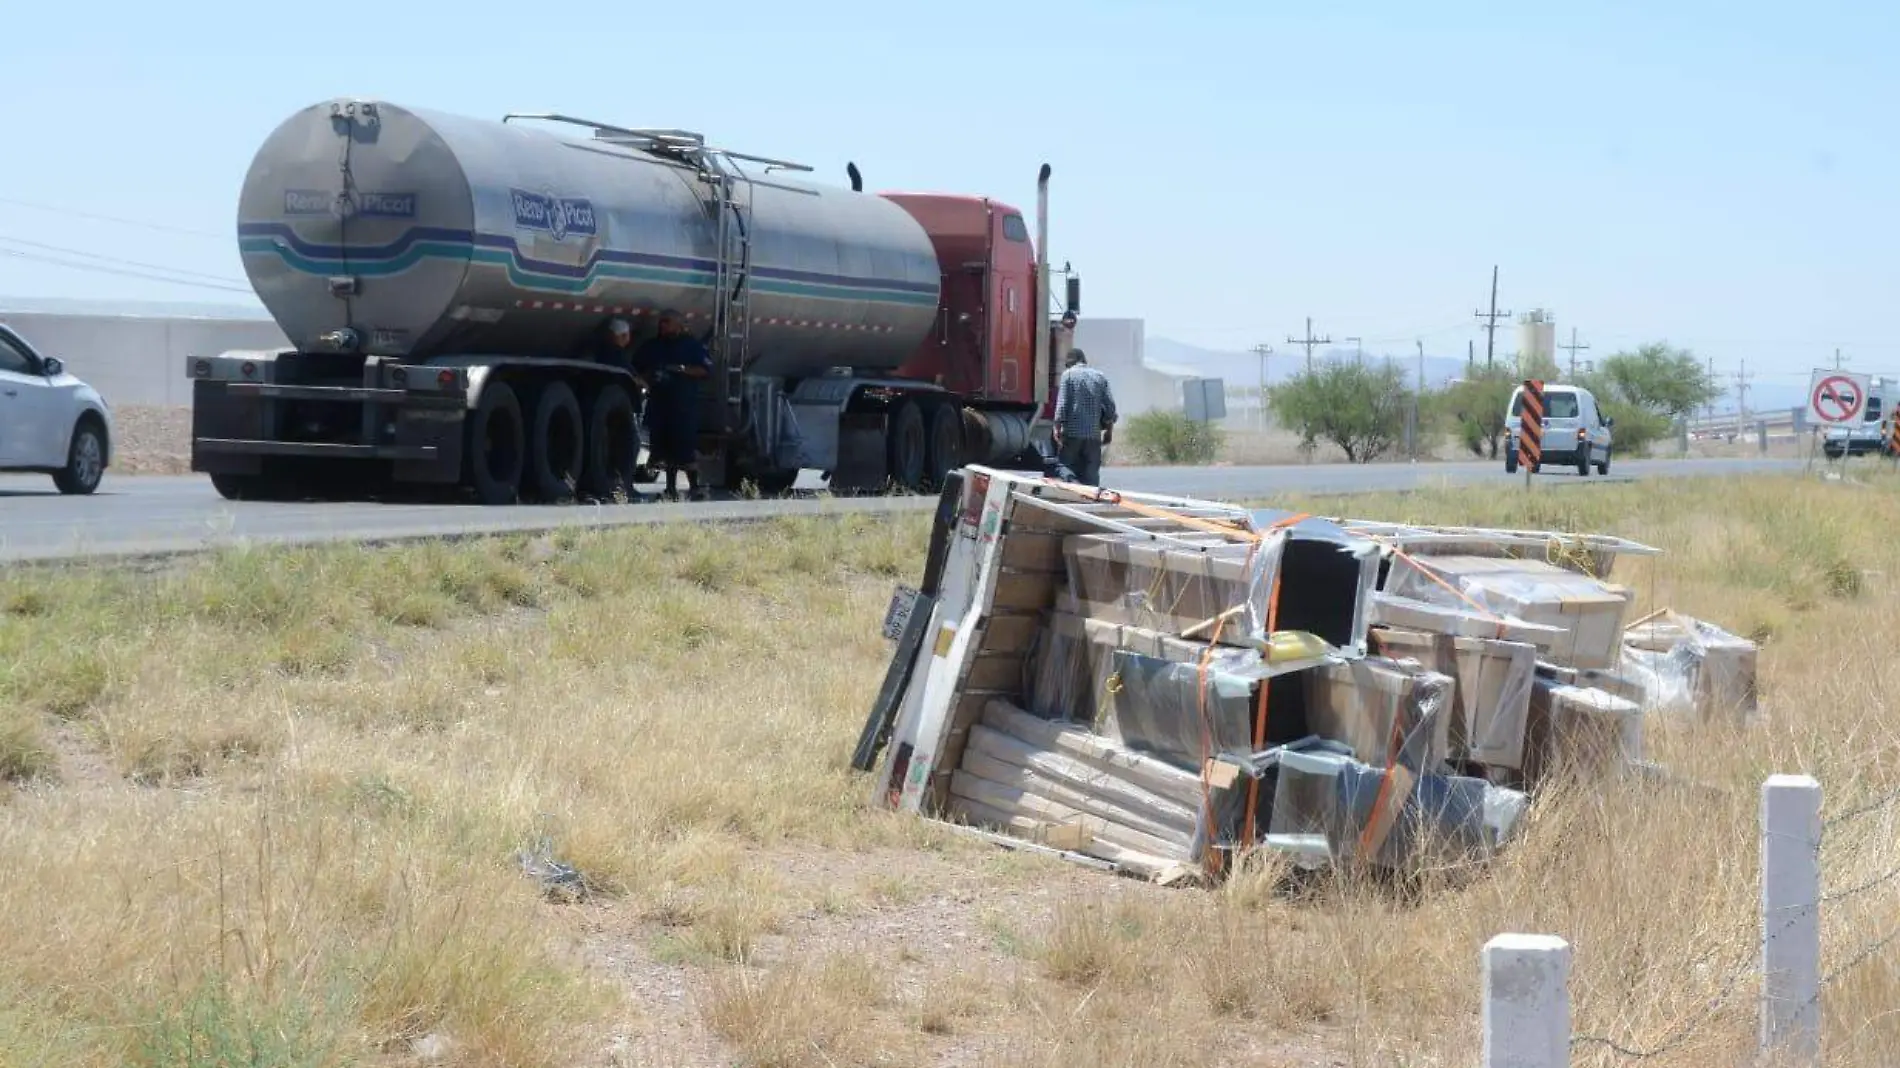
[1481,773,1900,1067]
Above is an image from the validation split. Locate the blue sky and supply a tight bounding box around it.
[1,0,1892,400]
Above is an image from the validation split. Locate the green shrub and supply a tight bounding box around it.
[1120,411,1225,465]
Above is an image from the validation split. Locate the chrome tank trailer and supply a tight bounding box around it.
[235,100,943,379]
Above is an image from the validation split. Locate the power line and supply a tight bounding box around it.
[0,234,246,287]
[0,246,253,295]
[0,194,226,241]
[1287,316,1332,373]
[1473,265,1511,370]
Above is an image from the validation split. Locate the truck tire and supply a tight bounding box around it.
[1576,449,1590,477]
[465,380,525,505]
[1596,448,1610,475]
[1504,449,1518,475]
[924,403,965,490]
[580,383,638,502]
[525,380,584,503]
[886,400,926,492]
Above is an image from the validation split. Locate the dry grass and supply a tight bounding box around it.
[3,473,1900,1065]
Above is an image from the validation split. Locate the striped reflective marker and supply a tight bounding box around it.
[1518,379,1545,475]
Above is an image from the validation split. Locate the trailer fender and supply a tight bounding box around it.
[784,376,951,473]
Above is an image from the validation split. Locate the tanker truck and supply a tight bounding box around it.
[186,97,1082,503]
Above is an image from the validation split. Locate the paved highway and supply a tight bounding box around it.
[0,457,1801,564]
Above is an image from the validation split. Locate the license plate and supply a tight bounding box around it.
[881,585,919,640]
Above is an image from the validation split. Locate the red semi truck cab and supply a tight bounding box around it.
[883,193,1043,409]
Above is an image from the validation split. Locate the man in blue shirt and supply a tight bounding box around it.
[1052,348,1117,486]
[634,309,714,500]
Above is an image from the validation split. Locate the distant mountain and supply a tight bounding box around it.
[1145,336,1469,390]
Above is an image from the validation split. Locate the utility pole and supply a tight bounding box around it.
[1287,317,1332,374]
[1412,339,1426,460]
[1345,336,1364,366]
[1835,347,1844,370]
[1559,327,1590,380]
[1467,339,1475,372]
[1250,342,1273,429]
[1733,359,1752,429]
[1473,265,1511,370]
[1707,355,1717,422]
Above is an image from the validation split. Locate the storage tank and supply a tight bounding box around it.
[1516,308,1557,376]
[235,99,943,379]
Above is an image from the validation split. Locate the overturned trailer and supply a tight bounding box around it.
[854,466,1755,885]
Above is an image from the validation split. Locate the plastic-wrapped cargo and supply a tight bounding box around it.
[1025,611,1098,723]
[1515,678,1644,788]
[1369,627,1540,770]
[1063,533,1270,642]
[1303,655,1456,771]
[1062,511,1380,658]
[1381,554,1635,669]
[1204,737,1530,871]
[1619,610,1760,727]
[1067,612,1335,773]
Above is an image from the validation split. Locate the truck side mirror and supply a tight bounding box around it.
[42,356,63,377]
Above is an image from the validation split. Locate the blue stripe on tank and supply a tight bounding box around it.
[236,222,940,306]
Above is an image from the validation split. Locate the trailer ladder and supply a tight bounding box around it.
[703,156,753,409]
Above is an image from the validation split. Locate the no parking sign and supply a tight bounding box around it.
[1807,369,1872,425]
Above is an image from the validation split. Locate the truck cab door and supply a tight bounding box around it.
[986,209,1035,403]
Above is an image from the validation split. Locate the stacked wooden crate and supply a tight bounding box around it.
[893,476,1721,884]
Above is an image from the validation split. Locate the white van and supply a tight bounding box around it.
[1504,382,1613,476]
[1821,378,1889,459]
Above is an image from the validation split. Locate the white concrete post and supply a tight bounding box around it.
[1482,933,1573,1068]
[1761,773,1823,1064]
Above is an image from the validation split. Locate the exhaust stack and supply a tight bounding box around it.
[1033,163,1052,415]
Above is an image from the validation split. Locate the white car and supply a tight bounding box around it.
[1503,382,1613,476]
[0,322,114,494]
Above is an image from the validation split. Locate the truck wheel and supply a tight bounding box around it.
[1504,449,1518,475]
[886,400,926,492]
[465,380,525,505]
[580,383,638,502]
[924,403,965,489]
[525,380,584,503]
[1576,449,1590,477]
[1597,449,1610,475]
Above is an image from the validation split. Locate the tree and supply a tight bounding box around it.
[1268,360,1410,464]
[1578,342,1722,456]
[1431,363,1518,459]
[1588,342,1720,419]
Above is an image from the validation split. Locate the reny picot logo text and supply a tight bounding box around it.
[283,189,417,218]
[510,189,598,241]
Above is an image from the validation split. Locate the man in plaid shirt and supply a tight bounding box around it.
[1052,348,1117,486]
